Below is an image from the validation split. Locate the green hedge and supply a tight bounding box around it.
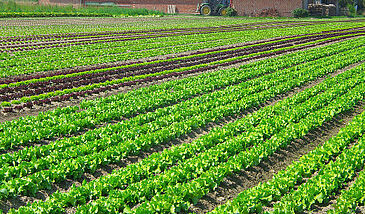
[0,1,165,18]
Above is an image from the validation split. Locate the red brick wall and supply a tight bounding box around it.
[232,0,303,16]
[41,0,304,16]
[39,0,80,6]
[112,0,199,4]
[85,0,199,13]
[88,0,304,16]
[131,3,198,13]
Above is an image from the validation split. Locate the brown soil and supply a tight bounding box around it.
[0,116,240,213]
[4,25,362,82]
[0,39,321,156]
[1,37,365,214]
[1,35,359,123]
[307,138,365,214]
[356,206,365,213]
[2,22,314,52]
[309,170,360,214]
[263,137,361,214]
[2,62,364,214]
[1,55,348,212]
[188,69,365,214]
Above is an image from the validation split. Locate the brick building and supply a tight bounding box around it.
[39,0,340,17]
[39,0,81,7]
[83,0,201,14]
[234,0,304,16]
[81,0,305,16]
[234,0,339,16]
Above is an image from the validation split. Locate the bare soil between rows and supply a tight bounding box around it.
[0,58,337,212]
[357,206,365,213]
[188,63,365,213]
[0,116,241,213]
[1,35,359,123]
[3,26,361,84]
[264,137,361,213]
[1,40,364,214]
[0,37,362,159]
[2,22,316,53]
[308,170,360,214]
[0,39,354,159]
[3,61,362,213]
[305,138,365,213]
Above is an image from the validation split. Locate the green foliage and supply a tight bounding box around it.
[1,33,360,107]
[339,0,365,8]
[0,1,165,18]
[2,20,363,78]
[3,39,365,213]
[0,102,11,107]
[331,169,365,213]
[224,7,237,17]
[1,18,365,214]
[213,64,365,214]
[135,52,365,214]
[347,4,357,16]
[292,8,309,18]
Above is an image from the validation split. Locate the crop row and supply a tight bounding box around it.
[129,63,365,213]
[11,47,365,214]
[13,28,365,84]
[0,36,324,108]
[5,19,365,46]
[0,63,307,198]
[3,19,364,42]
[3,32,364,112]
[0,17,281,37]
[3,56,313,176]
[273,131,365,212]
[330,166,365,213]
[0,20,326,44]
[1,22,317,52]
[3,39,365,149]
[0,21,292,43]
[2,42,356,199]
[2,22,318,61]
[211,103,365,214]
[3,25,363,75]
[2,21,364,77]
[0,41,345,183]
[1,30,357,104]
[0,37,363,151]
[0,32,326,88]
[0,28,287,73]
[1,28,328,84]
[0,29,257,73]
[1,22,326,51]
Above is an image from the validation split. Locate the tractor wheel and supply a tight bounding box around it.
[219,7,228,16]
[200,5,212,16]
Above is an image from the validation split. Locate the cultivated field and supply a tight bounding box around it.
[0,16,365,213]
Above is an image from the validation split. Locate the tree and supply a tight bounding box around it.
[339,0,364,9]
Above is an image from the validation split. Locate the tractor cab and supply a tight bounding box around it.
[199,0,230,16]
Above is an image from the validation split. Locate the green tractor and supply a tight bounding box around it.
[199,0,231,16]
